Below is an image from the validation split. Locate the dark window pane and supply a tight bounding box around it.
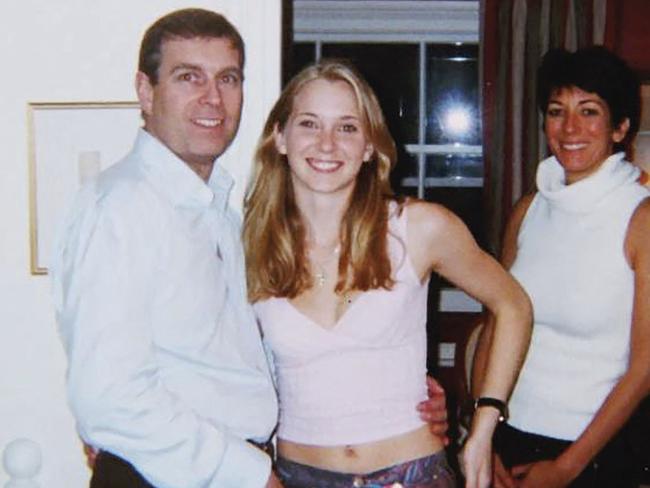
[321,43,419,145]
[425,154,483,178]
[425,44,480,145]
[400,184,420,200]
[391,152,418,194]
[285,42,316,82]
[424,187,485,247]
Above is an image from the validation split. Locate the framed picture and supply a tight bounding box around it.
[28,101,141,275]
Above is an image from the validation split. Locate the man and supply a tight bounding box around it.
[52,8,447,488]
[52,9,281,487]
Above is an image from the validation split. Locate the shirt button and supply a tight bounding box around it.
[352,476,364,487]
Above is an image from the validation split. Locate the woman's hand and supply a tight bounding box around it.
[491,453,517,488]
[460,434,492,488]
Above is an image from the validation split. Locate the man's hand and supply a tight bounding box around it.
[265,471,285,488]
[82,442,98,469]
[416,376,449,445]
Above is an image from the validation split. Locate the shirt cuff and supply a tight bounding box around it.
[211,434,272,488]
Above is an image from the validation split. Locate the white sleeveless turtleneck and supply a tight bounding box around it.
[507,152,648,440]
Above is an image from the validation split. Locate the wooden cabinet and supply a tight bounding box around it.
[427,304,484,449]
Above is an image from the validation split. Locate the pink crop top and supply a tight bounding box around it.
[254,203,430,446]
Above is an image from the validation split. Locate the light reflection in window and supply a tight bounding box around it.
[443,105,472,138]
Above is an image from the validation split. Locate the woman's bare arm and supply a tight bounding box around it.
[407,200,533,488]
[471,193,535,397]
[518,198,650,487]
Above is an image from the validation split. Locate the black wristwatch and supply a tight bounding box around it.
[474,397,509,423]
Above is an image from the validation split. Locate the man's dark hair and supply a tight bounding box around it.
[139,8,245,85]
[537,46,640,152]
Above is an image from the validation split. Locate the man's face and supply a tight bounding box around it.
[136,37,243,177]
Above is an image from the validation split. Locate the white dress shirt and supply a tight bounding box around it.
[51,129,278,488]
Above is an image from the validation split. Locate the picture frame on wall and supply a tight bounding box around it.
[27,101,141,275]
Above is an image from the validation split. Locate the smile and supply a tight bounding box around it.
[193,118,223,128]
[560,143,588,151]
[307,158,342,172]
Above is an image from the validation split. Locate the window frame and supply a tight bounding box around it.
[293,0,481,196]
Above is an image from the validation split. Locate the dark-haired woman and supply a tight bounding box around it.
[474,46,650,488]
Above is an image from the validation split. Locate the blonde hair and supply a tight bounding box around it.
[244,59,399,302]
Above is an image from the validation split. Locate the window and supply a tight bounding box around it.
[290,0,484,244]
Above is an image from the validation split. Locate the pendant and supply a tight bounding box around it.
[315,270,326,287]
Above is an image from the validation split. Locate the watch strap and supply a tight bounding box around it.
[474,397,508,422]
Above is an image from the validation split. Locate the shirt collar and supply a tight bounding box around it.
[133,128,234,212]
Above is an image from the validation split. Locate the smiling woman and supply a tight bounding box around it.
[288,3,484,244]
[244,59,532,488]
[544,85,630,184]
[473,46,650,488]
[274,78,374,199]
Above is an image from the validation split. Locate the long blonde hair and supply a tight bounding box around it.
[244,59,399,302]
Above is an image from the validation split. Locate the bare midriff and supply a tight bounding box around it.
[277,425,443,473]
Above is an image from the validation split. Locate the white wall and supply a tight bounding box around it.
[0,1,281,485]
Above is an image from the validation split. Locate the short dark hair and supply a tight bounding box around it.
[537,46,640,152]
[138,8,245,85]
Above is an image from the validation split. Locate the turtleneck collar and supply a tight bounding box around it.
[536,152,640,213]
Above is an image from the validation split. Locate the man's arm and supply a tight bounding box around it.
[266,471,285,488]
[52,188,271,488]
